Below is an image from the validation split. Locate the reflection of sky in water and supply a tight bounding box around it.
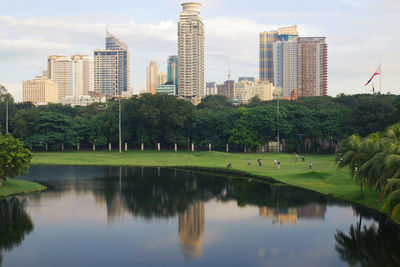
[2,166,397,267]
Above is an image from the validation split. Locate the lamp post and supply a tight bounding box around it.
[5,98,8,134]
[273,89,282,153]
[119,98,121,154]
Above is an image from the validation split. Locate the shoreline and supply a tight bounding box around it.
[0,179,47,198]
[30,151,394,222]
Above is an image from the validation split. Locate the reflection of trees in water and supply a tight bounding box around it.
[0,198,33,267]
[335,216,400,267]
[178,201,205,260]
[23,166,334,221]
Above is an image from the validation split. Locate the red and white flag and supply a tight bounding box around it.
[365,66,380,86]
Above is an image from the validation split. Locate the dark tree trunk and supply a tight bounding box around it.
[360,182,364,197]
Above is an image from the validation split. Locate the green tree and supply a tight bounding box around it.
[228,107,260,151]
[0,134,33,186]
[336,134,367,197]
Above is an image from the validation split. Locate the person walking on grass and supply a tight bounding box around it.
[309,161,312,170]
[277,160,280,169]
[258,158,262,167]
[248,158,252,166]
[274,159,277,168]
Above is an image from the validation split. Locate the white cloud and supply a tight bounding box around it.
[1,5,400,100]
[1,83,22,102]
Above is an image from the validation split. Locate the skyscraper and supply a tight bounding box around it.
[297,37,328,97]
[71,55,94,96]
[178,3,204,102]
[167,55,179,93]
[159,72,168,85]
[48,55,72,102]
[273,41,298,98]
[146,61,159,94]
[260,25,328,98]
[94,31,130,96]
[259,31,278,83]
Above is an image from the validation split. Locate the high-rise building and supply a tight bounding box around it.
[273,41,298,99]
[259,25,328,98]
[297,37,328,97]
[159,72,168,85]
[168,55,179,93]
[94,31,130,96]
[23,76,58,105]
[146,61,159,94]
[71,55,94,96]
[48,55,72,102]
[259,31,278,83]
[206,82,216,95]
[217,80,234,100]
[178,2,204,102]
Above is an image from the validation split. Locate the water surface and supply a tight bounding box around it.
[1,166,399,267]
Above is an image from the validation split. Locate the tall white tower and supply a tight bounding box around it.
[178,2,204,102]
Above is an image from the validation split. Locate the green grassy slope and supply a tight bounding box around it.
[31,151,381,210]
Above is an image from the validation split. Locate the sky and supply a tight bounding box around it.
[1,0,399,101]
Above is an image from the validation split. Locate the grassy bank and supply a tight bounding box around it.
[31,150,382,210]
[0,179,47,197]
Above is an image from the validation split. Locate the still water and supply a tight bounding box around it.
[1,166,400,267]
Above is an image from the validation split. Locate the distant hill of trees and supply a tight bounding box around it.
[1,86,399,153]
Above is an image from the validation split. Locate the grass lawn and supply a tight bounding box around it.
[32,150,382,210]
[0,179,47,197]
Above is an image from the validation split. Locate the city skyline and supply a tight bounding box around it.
[1,0,399,101]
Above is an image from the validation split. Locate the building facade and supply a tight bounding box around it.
[94,31,130,96]
[297,37,328,97]
[273,41,298,99]
[259,31,278,83]
[159,72,168,85]
[206,82,216,96]
[23,76,58,105]
[167,55,179,93]
[48,55,72,102]
[71,55,94,96]
[178,2,204,102]
[238,77,255,83]
[234,80,274,103]
[217,80,234,100]
[62,95,106,107]
[146,61,159,94]
[155,84,176,95]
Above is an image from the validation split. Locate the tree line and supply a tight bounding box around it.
[1,84,400,152]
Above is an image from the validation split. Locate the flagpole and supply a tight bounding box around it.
[379,62,382,93]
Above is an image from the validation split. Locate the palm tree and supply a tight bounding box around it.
[358,132,387,200]
[382,179,400,220]
[336,134,367,197]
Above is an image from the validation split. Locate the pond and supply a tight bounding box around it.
[1,166,400,267]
